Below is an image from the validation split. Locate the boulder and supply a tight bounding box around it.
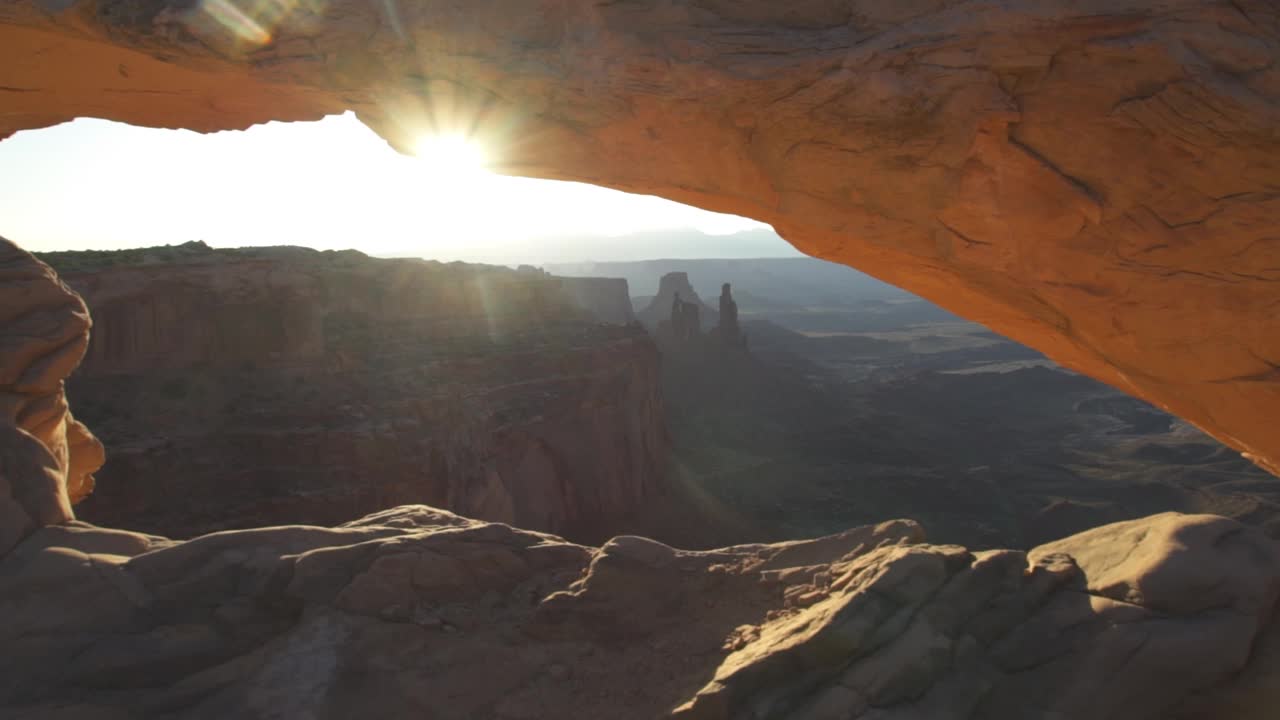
[0,238,103,554]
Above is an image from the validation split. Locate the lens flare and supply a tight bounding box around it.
[413,135,489,179]
[200,0,271,46]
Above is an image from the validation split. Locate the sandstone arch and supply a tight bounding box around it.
[2,0,1278,473]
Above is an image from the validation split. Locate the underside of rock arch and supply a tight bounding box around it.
[1,0,1278,474]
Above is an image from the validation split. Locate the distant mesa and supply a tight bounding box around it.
[545,257,913,315]
[517,264,635,326]
[637,271,717,334]
[558,277,637,326]
[637,271,748,352]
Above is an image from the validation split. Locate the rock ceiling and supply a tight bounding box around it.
[2,0,1278,473]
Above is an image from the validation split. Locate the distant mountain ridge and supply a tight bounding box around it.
[524,228,801,264]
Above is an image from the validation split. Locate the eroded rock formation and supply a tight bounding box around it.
[670,293,702,342]
[3,0,1277,474]
[638,272,717,334]
[44,244,666,540]
[516,266,636,325]
[556,276,637,326]
[712,283,746,349]
[0,238,103,554]
[1,506,1277,719]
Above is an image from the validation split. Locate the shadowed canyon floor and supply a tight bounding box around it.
[555,260,1279,551]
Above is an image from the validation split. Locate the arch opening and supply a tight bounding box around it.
[1,113,1272,551]
[3,0,1276,476]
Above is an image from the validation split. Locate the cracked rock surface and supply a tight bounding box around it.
[1,507,1278,719]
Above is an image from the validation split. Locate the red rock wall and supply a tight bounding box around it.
[57,248,666,539]
[0,239,104,554]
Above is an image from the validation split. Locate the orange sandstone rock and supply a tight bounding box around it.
[2,507,1277,718]
[0,1,1278,473]
[0,238,104,552]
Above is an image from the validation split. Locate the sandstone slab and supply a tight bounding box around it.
[0,507,1276,719]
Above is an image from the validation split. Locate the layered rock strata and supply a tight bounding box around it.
[43,243,666,540]
[556,276,637,326]
[1,506,1277,719]
[3,0,1278,474]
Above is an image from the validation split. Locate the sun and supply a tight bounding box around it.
[413,134,489,179]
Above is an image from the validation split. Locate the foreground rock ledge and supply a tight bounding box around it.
[0,506,1275,719]
[2,1,1279,474]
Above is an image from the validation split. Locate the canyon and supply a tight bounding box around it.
[4,234,1280,718]
[551,260,1280,551]
[2,0,1278,475]
[37,241,665,541]
[3,1,1280,717]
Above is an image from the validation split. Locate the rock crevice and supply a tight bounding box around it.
[2,507,1277,719]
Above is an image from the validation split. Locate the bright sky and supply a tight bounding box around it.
[0,112,773,263]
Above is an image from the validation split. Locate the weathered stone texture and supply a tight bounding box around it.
[2,0,1278,471]
[0,238,103,554]
[2,508,1277,719]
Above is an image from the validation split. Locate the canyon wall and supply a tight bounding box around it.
[2,1,1277,475]
[556,276,637,326]
[43,244,666,540]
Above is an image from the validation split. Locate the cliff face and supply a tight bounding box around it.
[47,244,666,540]
[3,1,1278,475]
[556,276,637,326]
[636,272,718,332]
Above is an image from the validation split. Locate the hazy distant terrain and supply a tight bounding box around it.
[527,228,799,264]
[547,255,904,310]
[605,257,1280,550]
[44,242,1279,552]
